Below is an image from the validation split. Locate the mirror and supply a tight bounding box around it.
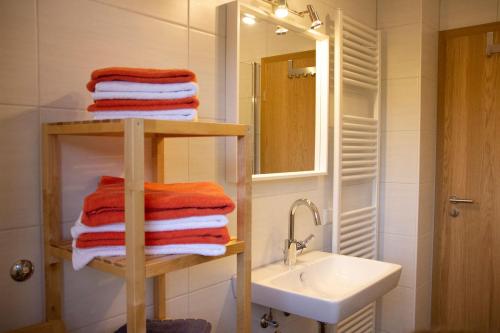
[225,2,329,181]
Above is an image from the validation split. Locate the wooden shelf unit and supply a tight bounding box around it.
[42,119,252,333]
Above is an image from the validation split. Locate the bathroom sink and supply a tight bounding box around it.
[252,251,402,324]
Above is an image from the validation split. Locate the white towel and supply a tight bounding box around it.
[71,213,228,239]
[92,109,197,121]
[92,90,196,100]
[72,243,226,270]
[95,81,198,93]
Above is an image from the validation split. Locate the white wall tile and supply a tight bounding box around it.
[440,0,498,30]
[188,281,236,332]
[38,0,188,110]
[0,0,38,105]
[381,131,420,183]
[163,138,190,183]
[422,0,440,29]
[95,0,188,25]
[379,286,416,333]
[422,23,439,81]
[189,256,236,292]
[189,0,227,35]
[415,282,432,331]
[377,0,421,29]
[416,232,433,287]
[380,183,419,236]
[0,227,43,331]
[418,182,435,236]
[188,137,226,182]
[419,130,436,184]
[382,78,421,132]
[188,30,226,120]
[380,233,417,288]
[0,106,40,230]
[381,24,421,80]
[420,77,437,132]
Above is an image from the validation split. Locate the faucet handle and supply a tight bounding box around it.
[296,234,315,251]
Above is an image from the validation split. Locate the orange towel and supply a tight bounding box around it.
[87,97,199,112]
[76,227,230,248]
[87,67,196,92]
[82,176,235,227]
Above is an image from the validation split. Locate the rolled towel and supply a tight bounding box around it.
[91,109,197,121]
[71,212,228,239]
[87,97,199,112]
[82,176,235,226]
[87,67,196,92]
[95,81,198,93]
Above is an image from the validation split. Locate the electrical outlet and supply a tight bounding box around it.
[322,208,333,225]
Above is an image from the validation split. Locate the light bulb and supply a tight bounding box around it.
[274,0,288,18]
[275,25,288,35]
[242,13,256,25]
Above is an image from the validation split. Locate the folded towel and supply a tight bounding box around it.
[92,109,196,121]
[87,97,199,112]
[95,81,198,93]
[71,213,228,239]
[92,90,196,101]
[72,243,227,270]
[76,227,230,248]
[83,176,235,226]
[87,67,196,92]
[114,319,212,333]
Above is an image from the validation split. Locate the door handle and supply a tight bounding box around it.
[449,195,474,204]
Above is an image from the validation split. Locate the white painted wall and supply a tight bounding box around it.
[0,0,376,332]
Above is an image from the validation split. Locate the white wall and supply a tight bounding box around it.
[440,0,500,30]
[0,1,376,333]
[376,1,439,332]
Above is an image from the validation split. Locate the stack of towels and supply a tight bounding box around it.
[71,176,234,270]
[86,67,199,121]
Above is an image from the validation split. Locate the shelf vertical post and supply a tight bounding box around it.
[236,131,252,332]
[152,136,167,320]
[42,126,62,321]
[124,119,146,333]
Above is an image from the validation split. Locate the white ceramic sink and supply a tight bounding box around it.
[252,251,402,324]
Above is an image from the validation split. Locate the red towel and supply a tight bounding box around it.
[87,67,196,92]
[76,227,230,248]
[87,97,199,112]
[82,176,235,227]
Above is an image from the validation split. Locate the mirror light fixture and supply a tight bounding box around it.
[274,0,289,18]
[262,1,323,30]
[242,13,256,25]
[275,25,288,35]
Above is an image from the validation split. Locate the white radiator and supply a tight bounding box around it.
[332,9,381,333]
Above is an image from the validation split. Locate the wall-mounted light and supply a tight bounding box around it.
[306,5,322,30]
[262,1,323,31]
[275,25,288,35]
[242,13,256,25]
[274,0,289,18]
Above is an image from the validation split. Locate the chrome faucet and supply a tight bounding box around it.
[284,198,322,265]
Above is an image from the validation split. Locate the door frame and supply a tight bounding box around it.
[432,20,500,327]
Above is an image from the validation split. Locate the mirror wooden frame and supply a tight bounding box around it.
[224,0,329,182]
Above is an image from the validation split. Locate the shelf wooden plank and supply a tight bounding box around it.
[49,238,244,278]
[43,119,249,137]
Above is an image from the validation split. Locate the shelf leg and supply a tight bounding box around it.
[152,136,167,320]
[236,133,253,332]
[124,119,146,333]
[42,127,63,321]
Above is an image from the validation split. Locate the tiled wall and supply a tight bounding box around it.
[377,0,439,332]
[0,0,375,332]
[440,0,500,30]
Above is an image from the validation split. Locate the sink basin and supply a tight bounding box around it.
[252,251,402,324]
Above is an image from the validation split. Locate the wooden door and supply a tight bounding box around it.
[433,22,500,333]
[260,50,315,174]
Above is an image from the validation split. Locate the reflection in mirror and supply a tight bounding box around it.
[239,16,317,175]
